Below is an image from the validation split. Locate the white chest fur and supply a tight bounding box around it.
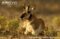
[21,20,35,35]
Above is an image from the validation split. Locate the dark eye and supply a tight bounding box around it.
[28,14,32,20]
[20,13,27,19]
[28,11,31,14]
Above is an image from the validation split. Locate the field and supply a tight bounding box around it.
[0,0,60,39]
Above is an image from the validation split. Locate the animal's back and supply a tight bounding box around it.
[31,18,45,30]
[31,18,45,36]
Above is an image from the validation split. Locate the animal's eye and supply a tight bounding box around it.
[28,14,32,20]
[20,13,27,19]
[28,11,31,14]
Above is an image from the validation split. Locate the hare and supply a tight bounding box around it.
[19,5,45,36]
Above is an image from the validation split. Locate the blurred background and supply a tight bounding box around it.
[0,0,60,39]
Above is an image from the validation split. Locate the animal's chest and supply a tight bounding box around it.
[22,20,34,32]
[22,19,42,30]
[22,20,31,28]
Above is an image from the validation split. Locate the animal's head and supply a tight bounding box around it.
[20,5,34,21]
[19,5,36,35]
[20,13,33,21]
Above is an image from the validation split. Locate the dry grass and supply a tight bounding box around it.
[0,0,60,39]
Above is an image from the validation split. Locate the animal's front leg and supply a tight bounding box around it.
[31,30,36,35]
[24,30,28,35]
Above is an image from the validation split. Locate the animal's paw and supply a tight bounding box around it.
[24,31,28,35]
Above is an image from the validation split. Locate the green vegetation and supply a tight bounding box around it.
[8,19,19,32]
[0,16,7,29]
